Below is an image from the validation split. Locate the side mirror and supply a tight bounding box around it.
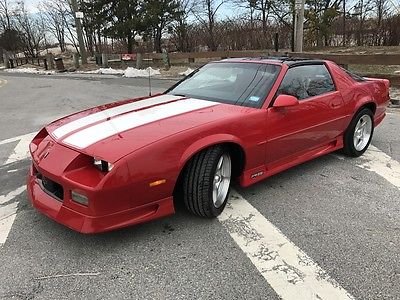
[273,94,299,108]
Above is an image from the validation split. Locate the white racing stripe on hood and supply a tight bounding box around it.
[53,94,182,139]
[63,98,218,149]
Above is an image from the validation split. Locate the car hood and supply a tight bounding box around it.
[46,94,251,163]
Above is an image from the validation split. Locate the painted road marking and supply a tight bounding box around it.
[3,132,36,164]
[0,79,7,87]
[357,145,400,189]
[0,133,35,247]
[219,191,355,300]
[0,132,36,146]
[0,186,25,205]
[0,202,18,244]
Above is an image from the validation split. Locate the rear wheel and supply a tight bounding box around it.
[343,108,374,157]
[182,145,232,217]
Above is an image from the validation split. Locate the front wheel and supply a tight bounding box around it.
[182,145,232,218]
[343,108,374,157]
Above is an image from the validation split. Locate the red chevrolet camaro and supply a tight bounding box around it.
[27,58,390,233]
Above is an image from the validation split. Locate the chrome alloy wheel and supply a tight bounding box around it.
[212,154,231,208]
[353,114,373,151]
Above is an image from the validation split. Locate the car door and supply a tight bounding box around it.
[265,63,346,168]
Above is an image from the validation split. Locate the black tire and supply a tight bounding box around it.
[343,108,374,157]
[182,145,231,218]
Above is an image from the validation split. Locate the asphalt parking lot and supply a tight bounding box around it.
[0,72,399,300]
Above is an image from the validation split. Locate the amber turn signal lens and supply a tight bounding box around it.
[149,179,166,187]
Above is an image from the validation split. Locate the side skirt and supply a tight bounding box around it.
[239,136,344,187]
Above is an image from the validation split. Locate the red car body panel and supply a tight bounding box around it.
[27,59,390,233]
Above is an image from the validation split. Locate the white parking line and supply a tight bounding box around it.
[5,132,36,164]
[0,201,19,244]
[219,191,355,300]
[357,145,400,189]
[0,132,36,146]
[0,79,7,88]
[0,184,25,247]
[0,186,25,205]
[0,133,34,247]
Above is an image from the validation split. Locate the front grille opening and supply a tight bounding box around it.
[37,173,64,201]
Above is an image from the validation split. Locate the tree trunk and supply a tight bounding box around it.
[97,29,102,53]
[262,10,267,38]
[155,27,162,53]
[127,34,133,54]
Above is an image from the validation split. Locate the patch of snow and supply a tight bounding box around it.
[80,67,160,77]
[4,67,55,75]
[82,68,124,75]
[5,67,39,74]
[124,67,161,78]
[101,68,124,75]
[0,66,5,70]
[179,68,195,76]
[38,70,56,75]
[395,70,400,74]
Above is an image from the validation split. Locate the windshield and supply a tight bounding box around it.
[166,62,281,108]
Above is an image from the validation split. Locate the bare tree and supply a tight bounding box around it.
[192,0,226,51]
[374,0,390,45]
[172,0,195,52]
[353,0,375,46]
[232,0,258,48]
[39,0,69,52]
[60,0,79,53]
[13,1,45,57]
[0,0,14,30]
[253,0,274,38]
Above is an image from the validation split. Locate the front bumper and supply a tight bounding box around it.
[27,164,174,233]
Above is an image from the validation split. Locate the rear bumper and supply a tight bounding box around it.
[27,165,174,233]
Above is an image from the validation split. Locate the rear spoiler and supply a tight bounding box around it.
[364,77,391,90]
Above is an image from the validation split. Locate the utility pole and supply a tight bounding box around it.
[70,0,87,64]
[294,0,306,52]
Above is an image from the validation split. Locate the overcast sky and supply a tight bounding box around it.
[24,0,235,18]
[25,0,39,13]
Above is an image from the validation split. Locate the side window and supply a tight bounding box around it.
[277,64,335,100]
[341,67,366,82]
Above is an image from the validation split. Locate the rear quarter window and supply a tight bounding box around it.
[341,68,366,82]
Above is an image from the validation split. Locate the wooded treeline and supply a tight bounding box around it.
[1,0,400,58]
